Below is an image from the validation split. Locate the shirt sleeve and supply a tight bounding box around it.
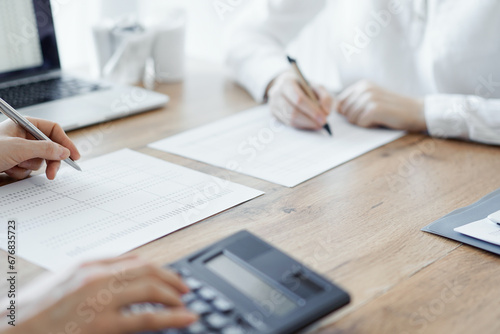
[226,0,326,102]
[425,94,500,145]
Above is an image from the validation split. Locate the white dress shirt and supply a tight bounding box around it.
[226,0,500,145]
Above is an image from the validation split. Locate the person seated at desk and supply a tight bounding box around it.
[227,0,500,145]
[0,119,197,333]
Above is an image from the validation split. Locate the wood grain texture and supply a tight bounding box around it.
[1,59,500,333]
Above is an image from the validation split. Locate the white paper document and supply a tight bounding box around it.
[149,105,404,187]
[488,209,500,224]
[455,218,500,246]
[0,149,263,271]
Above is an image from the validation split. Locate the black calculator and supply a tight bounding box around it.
[143,230,350,334]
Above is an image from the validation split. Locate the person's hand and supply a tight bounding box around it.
[267,70,333,130]
[336,80,426,132]
[1,256,197,334]
[0,117,80,180]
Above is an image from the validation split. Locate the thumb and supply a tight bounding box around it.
[17,139,70,163]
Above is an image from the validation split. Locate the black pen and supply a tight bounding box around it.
[287,56,333,136]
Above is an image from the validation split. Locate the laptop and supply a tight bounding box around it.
[0,0,168,131]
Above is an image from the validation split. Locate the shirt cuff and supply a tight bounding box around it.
[424,95,470,139]
[236,55,290,103]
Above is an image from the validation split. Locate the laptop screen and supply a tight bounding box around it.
[0,0,60,81]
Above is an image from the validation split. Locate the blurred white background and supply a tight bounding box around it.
[53,0,249,72]
[53,0,336,88]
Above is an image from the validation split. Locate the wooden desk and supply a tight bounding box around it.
[1,60,500,333]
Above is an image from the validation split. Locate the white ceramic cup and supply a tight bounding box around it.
[102,22,155,85]
[151,8,187,83]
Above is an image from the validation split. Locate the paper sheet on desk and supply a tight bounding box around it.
[149,105,404,187]
[0,149,263,271]
[455,219,500,246]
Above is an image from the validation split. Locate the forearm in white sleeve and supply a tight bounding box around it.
[226,0,326,102]
[425,94,500,145]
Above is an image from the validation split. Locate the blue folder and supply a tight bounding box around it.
[422,188,500,255]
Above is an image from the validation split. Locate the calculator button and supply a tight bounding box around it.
[242,314,265,330]
[188,300,212,315]
[222,326,246,334]
[184,277,203,291]
[185,322,207,334]
[178,267,191,277]
[205,313,229,330]
[130,303,158,314]
[161,329,182,334]
[129,304,145,313]
[152,303,165,310]
[235,315,255,330]
[198,287,217,301]
[212,297,234,313]
[181,292,197,304]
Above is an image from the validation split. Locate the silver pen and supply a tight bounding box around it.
[0,98,82,172]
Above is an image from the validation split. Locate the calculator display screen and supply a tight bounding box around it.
[206,254,297,316]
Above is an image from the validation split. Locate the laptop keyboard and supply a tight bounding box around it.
[0,77,107,109]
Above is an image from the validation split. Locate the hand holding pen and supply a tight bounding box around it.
[265,56,333,135]
[0,98,81,180]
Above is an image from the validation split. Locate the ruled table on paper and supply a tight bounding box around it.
[0,149,263,271]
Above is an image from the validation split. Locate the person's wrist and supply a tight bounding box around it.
[409,98,426,132]
[264,79,276,102]
[264,69,294,102]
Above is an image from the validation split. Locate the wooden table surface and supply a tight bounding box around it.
[1,60,500,333]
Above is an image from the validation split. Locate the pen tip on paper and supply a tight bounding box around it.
[324,124,333,137]
[66,159,82,172]
[287,55,296,64]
